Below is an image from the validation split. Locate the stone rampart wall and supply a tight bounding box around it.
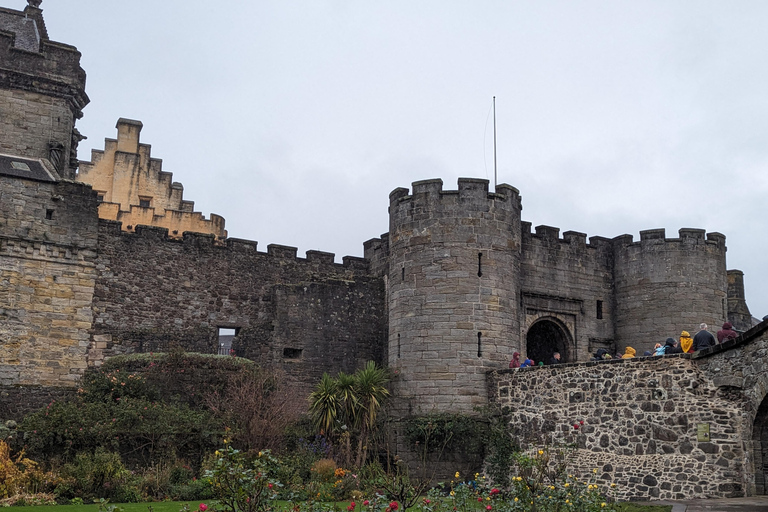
[90,221,387,396]
[488,353,756,500]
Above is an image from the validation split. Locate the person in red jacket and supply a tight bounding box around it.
[717,322,739,343]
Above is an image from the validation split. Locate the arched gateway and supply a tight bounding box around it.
[525,318,572,364]
[753,395,768,494]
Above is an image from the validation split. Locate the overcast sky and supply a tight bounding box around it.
[39,0,766,318]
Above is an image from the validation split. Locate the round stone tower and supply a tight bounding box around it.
[387,178,522,416]
[613,228,728,350]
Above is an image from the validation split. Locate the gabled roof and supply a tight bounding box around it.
[0,6,41,52]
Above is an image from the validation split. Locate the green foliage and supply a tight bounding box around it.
[22,395,219,467]
[477,406,517,488]
[54,448,140,503]
[307,362,390,467]
[402,413,484,455]
[204,445,280,512]
[21,362,223,468]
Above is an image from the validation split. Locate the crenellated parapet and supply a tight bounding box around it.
[77,118,227,239]
[98,219,369,272]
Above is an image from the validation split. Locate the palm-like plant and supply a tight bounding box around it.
[308,373,339,435]
[308,362,391,467]
[354,361,390,466]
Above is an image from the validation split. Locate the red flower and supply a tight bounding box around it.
[477,498,483,502]
[268,483,273,489]
[363,501,370,506]
[347,506,355,511]
[573,423,580,429]
[490,488,500,495]
[580,420,585,425]
[390,501,399,510]
[424,499,431,504]
[486,506,492,511]
[199,505,208,512]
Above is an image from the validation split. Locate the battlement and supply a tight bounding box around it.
[99,220,369,271]
[389,178,521,211]
[521,221,613,250]
[612,228,726,251]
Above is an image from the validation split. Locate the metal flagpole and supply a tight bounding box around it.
[493,96,498,190]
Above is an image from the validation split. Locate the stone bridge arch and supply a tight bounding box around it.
[524,316,573,364]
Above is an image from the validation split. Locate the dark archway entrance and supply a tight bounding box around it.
[526,319,570,365]
[753,395,768,494]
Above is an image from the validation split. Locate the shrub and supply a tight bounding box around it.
[0,440,56,498]
[21,390,221,468]
[311,458,338,483]
[55,448,141,502]
[205,367,302,452]
[204,445,280,512]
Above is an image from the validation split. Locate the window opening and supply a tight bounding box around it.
[283,347,303,359]
[596,300,603,320]
[477,253,483,277]
[10,161,31,172]
[397,334,401,358]
[477,332,482,357]
[139,196,152,208]
[217,327,237,356]
[401,267,405,282]
[45,209,54,220]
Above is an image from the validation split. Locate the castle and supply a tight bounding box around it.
[2,0,768,500]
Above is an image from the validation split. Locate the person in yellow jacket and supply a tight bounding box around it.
[679,331,694,353]
[622,346,636,358]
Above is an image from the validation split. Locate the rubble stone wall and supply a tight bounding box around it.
[488,344,768,500]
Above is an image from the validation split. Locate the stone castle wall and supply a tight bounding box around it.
[488,322,768,500]
[89,221,387,396]
[0,176,98,393]
[519,224,615,362]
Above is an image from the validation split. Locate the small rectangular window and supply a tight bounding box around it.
[596,300,603,320]
[11,161,31,172]
[283,347,302,359]
[45,209,54,220]
[96,195,104,203]
[218,327,237,355]
[139,196,152,208]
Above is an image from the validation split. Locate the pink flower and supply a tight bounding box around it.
[363,500,370,506]
[486,506,492,510]
[199,505,208,512]
[477,498,483,502]
[490,488,499,495]
[424,499,431,504]
[268,483,273,489]
[580,420,584,425]
[390,501,399,510]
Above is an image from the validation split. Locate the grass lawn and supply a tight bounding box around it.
[6,502,672,512]
[2,503,205,512]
